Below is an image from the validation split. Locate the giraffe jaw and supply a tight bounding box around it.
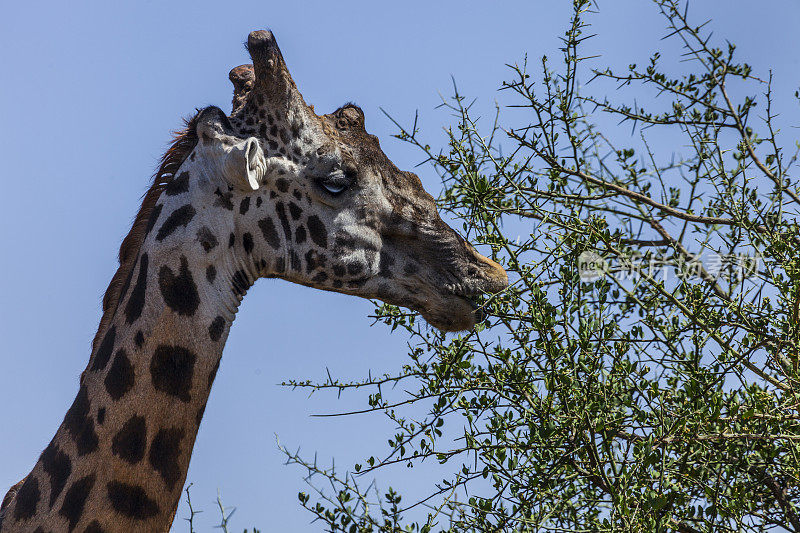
[417,292,486,332]
[418,266,506,332]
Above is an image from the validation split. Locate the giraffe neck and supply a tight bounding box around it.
[1,161,255,532]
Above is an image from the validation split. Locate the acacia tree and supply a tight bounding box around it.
[281,1,800,531]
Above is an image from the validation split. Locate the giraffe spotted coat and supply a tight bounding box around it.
[0,31,507,533]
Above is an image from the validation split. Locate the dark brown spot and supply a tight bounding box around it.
[208,316,225,342]
[158,257,200,316]
[91,326,116,372]
[148,427,185,491]
[295,225,306,244]
[124,255,148,325]
[307,216,328,248]
[60,475,95,531]
[156,204,196,242]
[258,217,281,249]
[275,202,291,240]
[243,232,254,254]
[289,250,302,271]
[239,196,251,215]
[104,349,134,401]
[305,250,327,272]
[213,188,234,210]
[288,202,302,220]
[196,227,218,252]
[150,345,196,402]
[145,204,163,235]
[106,481,159,520]
[64,385,98,456]
[111,416,146,464]
[13,476,39,521]
[164,171,190,196]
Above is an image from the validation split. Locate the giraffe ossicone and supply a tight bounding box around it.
[0,30,507,532]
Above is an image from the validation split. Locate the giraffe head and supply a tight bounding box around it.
[153,30,507,332]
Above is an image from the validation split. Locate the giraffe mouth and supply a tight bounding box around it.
[426,270,506,330]
[411,284,489,332]
[415,293,483,332]
[450,288,489,323]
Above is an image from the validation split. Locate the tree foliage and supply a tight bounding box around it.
[283,1,800,531]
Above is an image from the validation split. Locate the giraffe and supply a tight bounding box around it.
[0,30,508,532]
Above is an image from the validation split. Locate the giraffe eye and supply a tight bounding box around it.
[322,182,347,195]
[318,169,354,196]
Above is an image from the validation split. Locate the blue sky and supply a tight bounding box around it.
[0,1,797,531]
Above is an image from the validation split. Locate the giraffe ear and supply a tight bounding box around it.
[222,137,266,191]
[196,106,266,191]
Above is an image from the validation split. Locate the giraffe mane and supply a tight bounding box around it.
[0,111,203,520]
[91,111,201,353]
